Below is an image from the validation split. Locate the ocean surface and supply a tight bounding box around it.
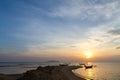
[73,62,120,80]
[0,61,60,74]
[0,62,120,80]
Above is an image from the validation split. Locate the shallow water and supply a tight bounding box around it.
[1,62,120,80]
[0,62,60,74]
[73,62,120,80]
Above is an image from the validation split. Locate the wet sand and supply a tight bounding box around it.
[0,66,85,80]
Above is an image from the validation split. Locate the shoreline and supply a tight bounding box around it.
[72,68,86,79]
[0,65,85,80]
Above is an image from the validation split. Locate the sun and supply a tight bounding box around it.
[85,52,92,58]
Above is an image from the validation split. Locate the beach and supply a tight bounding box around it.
[0,65,85,80]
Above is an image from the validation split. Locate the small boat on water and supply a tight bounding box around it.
[84,64,93,69]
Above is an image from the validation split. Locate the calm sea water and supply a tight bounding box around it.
[1,62,120,80]
[73,62,120,80]
[0,62,60,74]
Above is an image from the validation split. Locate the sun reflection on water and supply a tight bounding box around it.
[74,62,120,80]
[87,69,93,77]
[85,69,94,80]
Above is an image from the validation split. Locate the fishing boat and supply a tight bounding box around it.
[84,64,93,69]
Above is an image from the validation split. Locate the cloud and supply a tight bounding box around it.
[14,0,120,54]
[116,46,120,49]
[87,13,120,49]
[108,29,120,36]
[94,38,103,42]
[49,0,120,21]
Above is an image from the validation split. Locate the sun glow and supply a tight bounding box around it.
[85,52,92,58]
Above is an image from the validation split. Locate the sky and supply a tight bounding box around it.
[0,0,120,62]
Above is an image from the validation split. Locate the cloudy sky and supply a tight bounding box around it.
[0,0,120,62]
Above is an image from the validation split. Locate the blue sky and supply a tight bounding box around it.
[0,0,120,62]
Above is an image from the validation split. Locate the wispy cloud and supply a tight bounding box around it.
[22,0,119,21]
[13,0,120,55]
[108,29,120,36]
[87,16,120,50]
[116,46,120,49]
[49,0,120,21]
[1,0,120,61]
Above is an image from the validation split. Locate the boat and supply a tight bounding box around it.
[84,64,93,69]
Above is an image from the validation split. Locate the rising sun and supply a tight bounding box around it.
[85,52,92,58]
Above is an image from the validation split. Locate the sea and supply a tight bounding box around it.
[0,62,120,80]
[0,61,60,74]
[73,62,120,80]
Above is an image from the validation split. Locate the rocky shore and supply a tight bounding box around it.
[0,66,85,80]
